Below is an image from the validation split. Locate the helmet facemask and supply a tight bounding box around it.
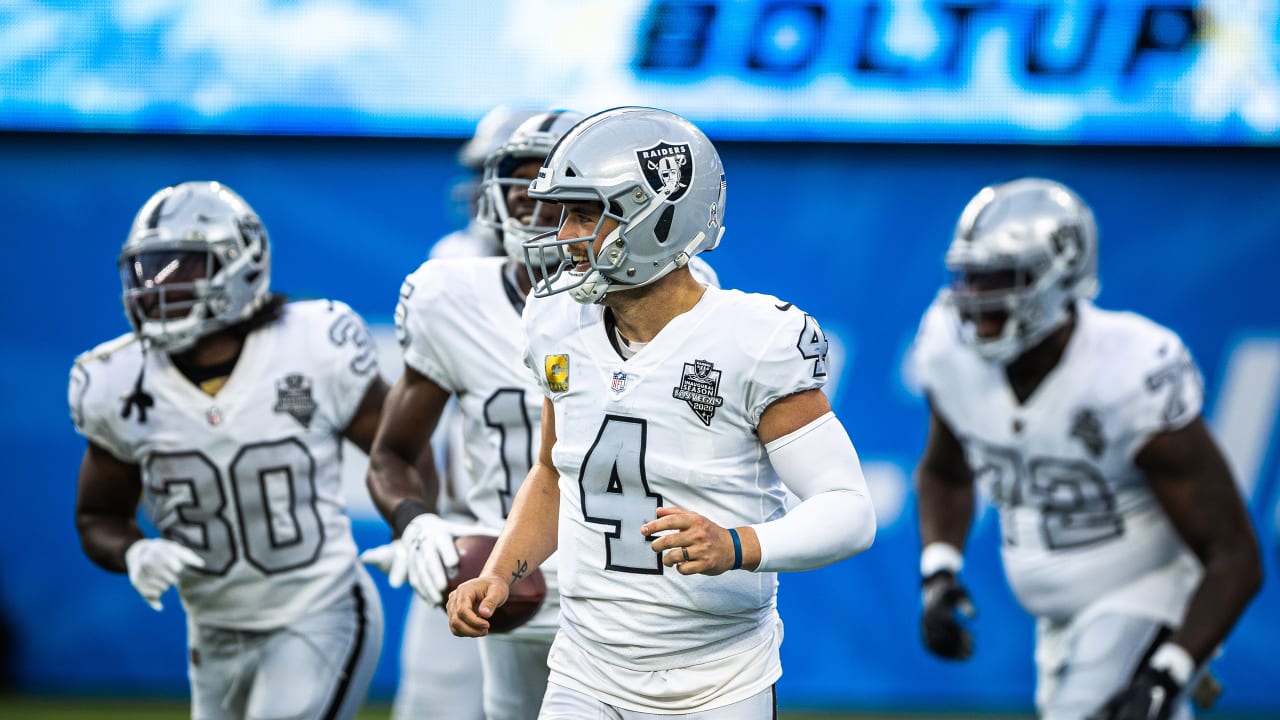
[525,107,727,305]
[521,196,634,305]
[946,258,1074,364]
[475,110,587,279]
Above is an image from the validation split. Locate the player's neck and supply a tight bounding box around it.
[1004,315,1076,404]
[507,258,534,297]
[603,268,706,344]
[172,330,245,372]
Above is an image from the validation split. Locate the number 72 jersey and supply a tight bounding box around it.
[68,300,378,629]
[911,298,1205,622]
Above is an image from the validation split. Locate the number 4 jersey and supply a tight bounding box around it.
[911,297,1204,624]
[68,300,378,630]
[521,285,830,707]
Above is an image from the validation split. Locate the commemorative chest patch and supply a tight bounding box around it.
[274,373,317,429]
[672,359,724,426]
[545,354,570,393]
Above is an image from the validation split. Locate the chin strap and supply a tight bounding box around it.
[120,342,155,423]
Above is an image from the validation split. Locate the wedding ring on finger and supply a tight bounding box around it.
[681,546,690,563]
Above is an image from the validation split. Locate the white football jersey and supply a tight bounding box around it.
[395,255,560,635]
[69,300,378,630]
[911,298,1204,622]
[521,286,829,704]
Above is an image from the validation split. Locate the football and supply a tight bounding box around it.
[447,533,547,633]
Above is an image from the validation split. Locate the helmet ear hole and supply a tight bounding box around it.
[654,204,675,245]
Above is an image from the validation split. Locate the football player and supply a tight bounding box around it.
[70,181,384,720]
[909,178,1262,720]
[383,104,541,720]
[445,107,877,719]
[430,105,542,261]
[363,109,583,720]
[364,108,720,720]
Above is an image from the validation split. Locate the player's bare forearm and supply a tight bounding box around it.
[365,368,450,529]
[916,403,975,550]
[917,470,974,549]
[76,514,142,574]
[75,443,145,573]
[1172,538,1263,662]
[482,461,560,585]
[1138,419,1263,663]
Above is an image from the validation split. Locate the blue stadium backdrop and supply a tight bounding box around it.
[1,133,1276,714]
[1,0,1279,715]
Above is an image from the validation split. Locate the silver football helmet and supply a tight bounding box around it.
[944,177,1100,363]
[119,181,271,353]
[476,109,586,270]
[525,107,726,304]
[457,105,542,170]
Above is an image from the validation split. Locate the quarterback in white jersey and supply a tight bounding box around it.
[447,108,876,718]
[911,178,1261,720]
[71,182,384,720]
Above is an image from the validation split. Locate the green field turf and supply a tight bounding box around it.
[0,696,1036,720]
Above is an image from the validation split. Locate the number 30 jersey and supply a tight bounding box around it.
[910,297,1204,623]
[68,300,378,630]
[521,286,829,698]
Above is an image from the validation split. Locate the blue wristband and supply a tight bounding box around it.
[728,528,743,570]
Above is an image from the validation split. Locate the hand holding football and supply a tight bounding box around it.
[447,534,547,633]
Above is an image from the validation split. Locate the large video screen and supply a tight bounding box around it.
[3,0,1277,143]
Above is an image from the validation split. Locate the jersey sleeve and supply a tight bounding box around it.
[743,301,830,427]
[315,300,381,432]
[904,294,955,398]
[1112,327,1205,460]
[520,295,555,398]
[394,262,462,392]
[67,344,138,463]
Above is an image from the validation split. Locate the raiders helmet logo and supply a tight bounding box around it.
[636,142,693,202]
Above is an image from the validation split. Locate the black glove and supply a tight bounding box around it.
[920,570,975,660]
[1090,665,1181,720]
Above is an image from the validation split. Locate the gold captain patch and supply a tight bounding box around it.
[544,354,569,393]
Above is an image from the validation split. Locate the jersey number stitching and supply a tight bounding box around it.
[578,415,664,574]
[483,388,535,518]
[796,313,829,378]
[970,440,1124,550]
[144,439,325,575]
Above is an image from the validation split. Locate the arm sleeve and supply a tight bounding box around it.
[750,412,877,572]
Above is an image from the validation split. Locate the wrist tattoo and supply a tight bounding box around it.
[511,559,529,583]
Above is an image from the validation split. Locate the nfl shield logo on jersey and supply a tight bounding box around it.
[273,373,317,429]
[636,142,692,202]
[672,359,725,426]
[611,371,628,394]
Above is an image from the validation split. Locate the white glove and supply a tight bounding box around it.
[123,538,205,612]
[361,514,476,605]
